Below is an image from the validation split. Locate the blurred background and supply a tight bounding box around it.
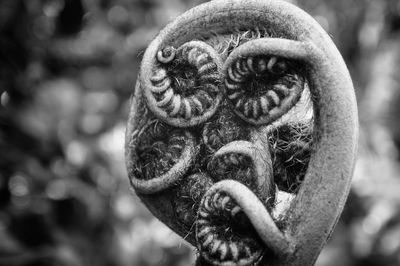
[1,0,400,265]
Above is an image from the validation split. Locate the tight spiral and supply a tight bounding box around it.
[224,55,305,125]
[143,41,223,127]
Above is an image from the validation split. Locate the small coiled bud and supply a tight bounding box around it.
[196,191,264,266]
[143,41,223,127]
[156,46,176,64]
[224,55,305,126]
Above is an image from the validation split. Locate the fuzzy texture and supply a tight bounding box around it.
[206,28,283,58]
[202,105,250,154]
[269,122,313,193]
[133,121,186,180]
[173,173,213,227]
[207,152,263,200]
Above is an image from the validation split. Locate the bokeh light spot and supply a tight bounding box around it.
[46,179,68,200]
[1,91,10,106]
[8,173,29,197]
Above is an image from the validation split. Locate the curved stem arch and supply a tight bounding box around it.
[203,180,294,257]
[133,0,358,265]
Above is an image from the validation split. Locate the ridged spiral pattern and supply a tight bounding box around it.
[156,46,176,64]
[145,41,223,127]
[207,152,256,193]
[224,55,305,125]
[196,191,264,266]
[174,173,213,227]
[128,121,197,194]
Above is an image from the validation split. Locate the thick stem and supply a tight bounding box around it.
[212,140,274,200]
[200,180,294,257]
[127,1,358,265]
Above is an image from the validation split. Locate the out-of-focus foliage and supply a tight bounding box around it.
[0,0,400,265]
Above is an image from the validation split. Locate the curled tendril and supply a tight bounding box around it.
[196,190,264,266]
[196,180,293,266]
[143,41,223,127]
[156,46,176,64]
[128,1,357,265]
[207,140,274,203]
[129,121,198,194]
[224,54,305,126]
